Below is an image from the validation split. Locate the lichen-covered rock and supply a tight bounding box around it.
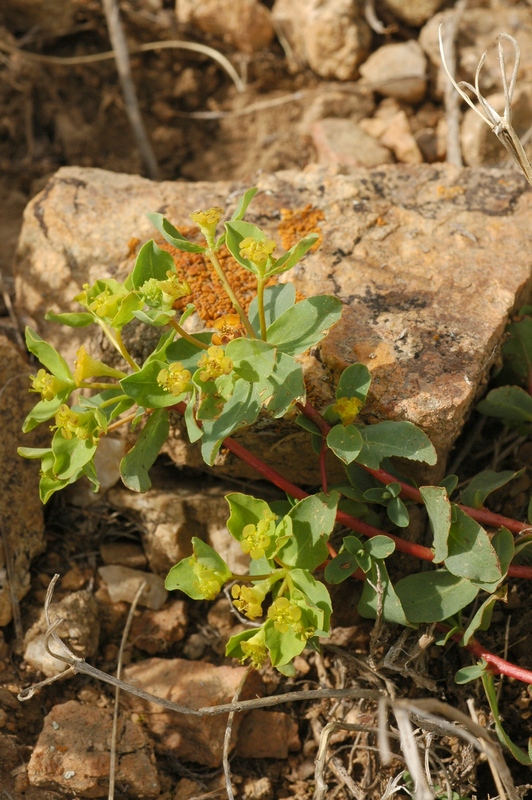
[13,164,532,485]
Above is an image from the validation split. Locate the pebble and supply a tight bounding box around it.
[176,0,274,54]
[360,40,427,103]
[383,0,446,27]
[98,564,168,610]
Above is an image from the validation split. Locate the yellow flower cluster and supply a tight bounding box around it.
[332,396,363,426]
[86,285,120,319]
[190,207,223,238]
[197,346,233,382]
[52,405,100,443]
[240,631,268,669]
[231,584,264,619]
[30,369,67,402]
[192,561,223,600]
[211,314,245,346]
[240,520,272,560]
[157,362,192,397]
[267,596,302,633]
[239,237,276,268]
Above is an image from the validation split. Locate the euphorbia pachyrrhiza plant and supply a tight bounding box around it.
[19,186,532,725]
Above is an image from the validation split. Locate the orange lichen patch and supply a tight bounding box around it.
[278,204,324,252]
[157,230,267,327]
[437,185,465,200]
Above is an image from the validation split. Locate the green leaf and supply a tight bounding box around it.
[131,239,177,288]
[477,385,532,424]
[491,527,514,579]
[120,360,189,408]
[444,507,501,584]
[22,390,74,433]
[394,571,479,623]
[264,352,305,417]
[324,551,359,584]
[111,291,145,329]
[481,671,532,765]
[290,569,332,633]
[266,233,319,276]
[226,493,276,546]
[358,560,410,626]
[264,620,307,667]
[336,363,372,404]
[230,187,258,220]
[165,538,231,599]
[440,474,459,496]
[364,536,395,559]
[266,295,343,356]
[225,338,277,382]
[120,408,169,492]
[356,421,437,469]
[248,283,296,333]
[460,469,524,509]
[147,213,206,253]
[224,220,266,273]
[277,492,339,571]
[326,423,363,464]
[51,431,98,481]
[201,380,262,465]
[25,328,73,382]
[166,332,213,370]
[420,486,452,563]
[454,663,487,684]
[387,496,409,528]
[144,330,177,363]
[44,310,94,327]
[501,313,532,385]
[133,308,176,327]
[461,592,502,645]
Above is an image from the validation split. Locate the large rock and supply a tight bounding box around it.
[123,657,264,766]
[13,164,532,485]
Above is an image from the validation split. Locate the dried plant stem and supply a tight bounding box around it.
[101,0,159,179]
[222,668,250,800]
[108,580,146,800]
[441,0,468,166]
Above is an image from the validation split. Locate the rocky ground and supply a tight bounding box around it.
[1,0,532,798]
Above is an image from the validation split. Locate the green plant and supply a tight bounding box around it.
[20,189,532,692]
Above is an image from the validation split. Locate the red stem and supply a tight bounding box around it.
[171,401,532,683]
[439,625,532,683]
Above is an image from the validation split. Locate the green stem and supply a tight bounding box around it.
[99,393,130,409]
[256,276,268,340]
[78,382,122,391]
[114,329,140,372]
[230,572,282,582]
[206,247,256,339]
[169,319,210,350]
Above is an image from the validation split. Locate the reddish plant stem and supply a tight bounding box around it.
[319,438,329,494]
[172,401,532,683]
[438,625,532,683]
[297,401,532,579]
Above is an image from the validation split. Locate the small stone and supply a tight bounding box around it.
[123,658,264,767]
[99,541,147,570]
[311,118,393,171]
[272,0,371,80]
[382,0,445,27]
[360,41,427,103]
[235,709,301,759]
[98,565,168,610]
[176,0,274,54]
[24,590,100,677]
[130,599,188,654]
[380,111,423,164]
[241,776,274,800]
[27,700,160,798]
[182,632,207,660]
[60,565,88,591]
